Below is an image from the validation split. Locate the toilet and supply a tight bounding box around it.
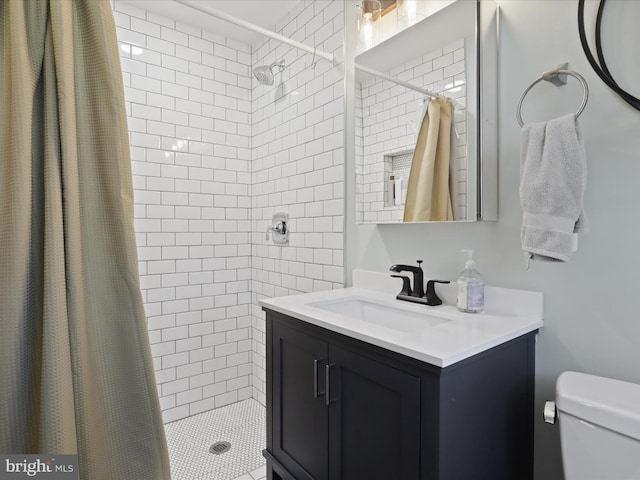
[546,371,640,480]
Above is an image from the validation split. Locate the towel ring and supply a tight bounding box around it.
[516,68,589,127]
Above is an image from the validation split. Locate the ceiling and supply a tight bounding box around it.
[122,0,302,46]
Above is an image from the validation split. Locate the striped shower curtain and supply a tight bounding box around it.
[0,1,171,478]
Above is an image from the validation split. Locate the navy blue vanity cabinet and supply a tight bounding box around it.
[269,319,329,480]
[267,317,420,480]
[263,309,537,480]
[327,343,421,480]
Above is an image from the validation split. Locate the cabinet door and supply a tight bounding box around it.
[272,321,329,480]
[328,344,421,480]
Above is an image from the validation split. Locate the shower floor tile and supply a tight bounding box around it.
[165,398,266,480]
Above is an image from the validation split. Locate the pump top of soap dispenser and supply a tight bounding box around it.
[461,249,476,269]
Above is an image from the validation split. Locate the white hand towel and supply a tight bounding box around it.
[520,114,588,267]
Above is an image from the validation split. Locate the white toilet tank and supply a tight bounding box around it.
[556,371,640,480]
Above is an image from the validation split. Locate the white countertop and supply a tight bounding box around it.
[259,272,543,367]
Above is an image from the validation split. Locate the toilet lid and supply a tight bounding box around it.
[556,371,640,441]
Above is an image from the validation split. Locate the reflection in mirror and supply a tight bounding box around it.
[353,0,497,224]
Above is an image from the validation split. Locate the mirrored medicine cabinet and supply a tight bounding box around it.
[347,0,498,224]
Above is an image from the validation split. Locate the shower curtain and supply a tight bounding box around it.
[403,97,455,222]
[0,1,171,479]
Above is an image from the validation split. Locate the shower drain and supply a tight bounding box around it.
[209,441,231,455]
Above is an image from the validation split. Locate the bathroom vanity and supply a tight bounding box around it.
[259,277,543,480]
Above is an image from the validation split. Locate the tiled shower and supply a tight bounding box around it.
[112,0,344,427]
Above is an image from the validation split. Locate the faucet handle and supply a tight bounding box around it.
[416,260,423,268]
[266,221,287,240]
[391,275,412,296]
[425,280,451,306]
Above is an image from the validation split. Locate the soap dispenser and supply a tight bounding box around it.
[457,249,484,313]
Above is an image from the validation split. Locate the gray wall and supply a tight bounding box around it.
[347,1,640,478]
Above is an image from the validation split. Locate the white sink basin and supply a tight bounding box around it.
[309,297,449,332]
[260,284,544,367]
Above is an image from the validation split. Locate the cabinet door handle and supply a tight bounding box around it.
[313,358,325,398]
[325,363,335,407]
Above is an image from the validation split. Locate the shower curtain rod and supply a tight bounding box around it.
[176,0,335,64]
[174,0,439,99]
[354,64,440,99]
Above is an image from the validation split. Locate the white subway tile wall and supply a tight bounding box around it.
[114,1,253,423]
[355,38,469,223]
[113,0,345,420]
[250,0,345,405]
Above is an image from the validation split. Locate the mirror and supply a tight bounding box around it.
[351,0,498,224]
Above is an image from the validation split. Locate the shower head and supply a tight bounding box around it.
[253,66,275,86]
[253,60,286,86]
